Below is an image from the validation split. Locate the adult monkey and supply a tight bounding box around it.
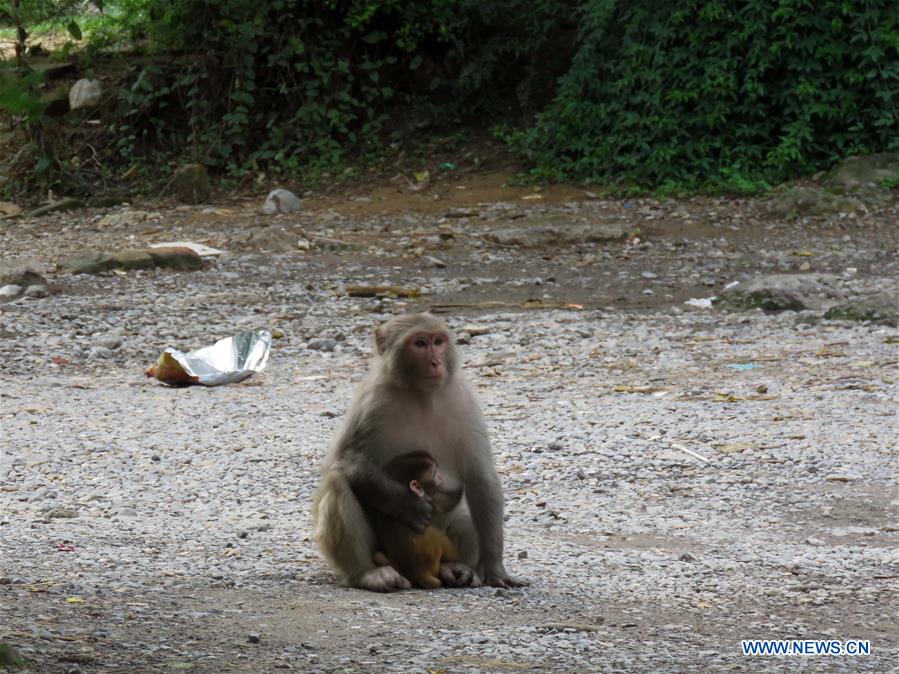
[312,313,527,592]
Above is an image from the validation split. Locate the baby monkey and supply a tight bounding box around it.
[371,450,463,589]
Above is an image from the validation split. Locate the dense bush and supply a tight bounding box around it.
[109,0,568,175]
[524,0,899,190]
[2,0,896,191]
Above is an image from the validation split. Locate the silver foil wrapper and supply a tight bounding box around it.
[150,330,272,386]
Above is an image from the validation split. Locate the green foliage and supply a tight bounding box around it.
[524,0,899,189]
[110,0,566,175]
[880,172,899,189]
[0,70,44,123]
[5,0,896,192]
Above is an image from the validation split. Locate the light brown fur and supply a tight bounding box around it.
[373,527,458,589]
[312,313,527,592]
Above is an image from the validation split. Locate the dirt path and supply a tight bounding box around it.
[1,174,897,672]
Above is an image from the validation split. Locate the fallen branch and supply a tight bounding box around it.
[430,300,583,313]
[346,285,421,298]
[671,443,711,464]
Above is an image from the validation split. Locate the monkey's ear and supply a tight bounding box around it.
[409,480,425,498]
[374,326,389,355]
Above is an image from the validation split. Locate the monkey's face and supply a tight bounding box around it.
[403,331,449,387]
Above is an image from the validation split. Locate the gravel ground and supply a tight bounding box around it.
[1,185,897,673]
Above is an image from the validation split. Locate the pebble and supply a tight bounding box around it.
[47,506,78,519]
[94,334,123,350]
[23,284,49,298]
[0,284,23,299]
[306,338,337,352]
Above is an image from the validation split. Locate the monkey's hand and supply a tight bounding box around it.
[356,565,412,592]
[396,488,434,533]
[343,456,433,533]
[439,562,481,588]
[478,565,529,589]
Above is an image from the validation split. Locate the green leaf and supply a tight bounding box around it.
[67,20,82,41]
[35,157,54,175]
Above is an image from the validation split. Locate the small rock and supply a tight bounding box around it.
[247,633,261,644]
[805,537,826,546]
[23,285,49,299]
[94,335,122,350]
[261,189,302,215]
[0,284,22,299]
[678,553,696,562]
[517,550,528,560]
[825,474,858,482]
[456,332,472,345]
[306,338,337,352]
[47,507,78,519]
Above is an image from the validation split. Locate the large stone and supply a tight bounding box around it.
[60,248,198,274]
[0,258,48,287]
[824,293,898,327]
[168,163,212,204]
[827,154,899,191]
[716,274,843,313]
[247,226,302,252]
[69,79,103,110]
[109,249,156,270]
[485,214,629,247]
[765,187,866,218]
[98,210,152,228]
[261,189,302,215]
[59,251,120,274]
[145,246,204,271]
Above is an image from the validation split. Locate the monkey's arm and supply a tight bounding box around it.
[339,454,433,533]
[464,459,529,588]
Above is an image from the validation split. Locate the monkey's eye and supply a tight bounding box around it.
[414,339,427,348]
[434,337,444,346]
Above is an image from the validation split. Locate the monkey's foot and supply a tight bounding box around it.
[479,567,529,589]
[439,562,481,588]
[356,566,411,592]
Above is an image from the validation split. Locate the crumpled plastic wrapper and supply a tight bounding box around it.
[146,330,272,386]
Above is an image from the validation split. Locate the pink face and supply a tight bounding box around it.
[405,331,448,382]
